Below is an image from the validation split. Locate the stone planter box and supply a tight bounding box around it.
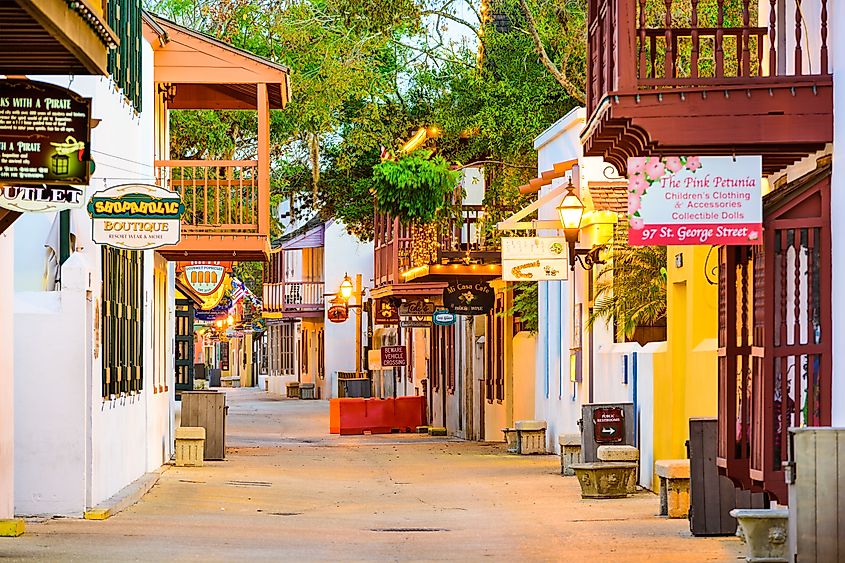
[597,445,639,493]
[570,462,637,499]
[730,508,789,563]
[559,433,581,476]
[656,459,691,518]
[502,428,519,453]
[515,420,546,454]
[175,426,205,467]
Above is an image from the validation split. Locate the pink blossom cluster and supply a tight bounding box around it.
[626,156,702,230]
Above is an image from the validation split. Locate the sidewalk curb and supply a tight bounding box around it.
[83,467,167,520]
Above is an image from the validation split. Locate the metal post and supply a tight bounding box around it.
[355,273,362,374]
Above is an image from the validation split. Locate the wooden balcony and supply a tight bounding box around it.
[263,281,325,317]
[373,205,501,297]
[144,13,289,263]
[155,160,270,261]
[583,0,832,175]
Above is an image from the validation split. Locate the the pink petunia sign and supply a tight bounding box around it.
[626,155,763,246]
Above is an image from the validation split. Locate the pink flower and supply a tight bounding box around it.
[628,194,641,215]
[628,173,649,195]
[686,156,702,171]
[664,156,684,173]
[629,217,645,230]
[627,157,647,176]
[748,231,759,241]
[644,157,665,180]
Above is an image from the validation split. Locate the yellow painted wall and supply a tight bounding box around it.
[651,245,719,480]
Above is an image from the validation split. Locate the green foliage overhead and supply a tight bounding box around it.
[509,282,539,333]
[371,151,460,224]
[588,231,668,341]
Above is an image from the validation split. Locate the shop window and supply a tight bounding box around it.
[102,247,144,398]
[486,295,506,403]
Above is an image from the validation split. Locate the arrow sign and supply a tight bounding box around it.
[601,427,616,435]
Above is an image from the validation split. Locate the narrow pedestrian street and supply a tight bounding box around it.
[4,389,741,562]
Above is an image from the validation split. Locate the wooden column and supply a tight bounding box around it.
[257,82,270,237]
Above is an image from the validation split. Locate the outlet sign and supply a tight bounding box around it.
[0,184,85,212]
[627,155,762,246]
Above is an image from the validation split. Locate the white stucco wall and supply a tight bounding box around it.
[322,219,374,399]
[14,39,173,516]
[0,228,14,520]
[829,0,845,426]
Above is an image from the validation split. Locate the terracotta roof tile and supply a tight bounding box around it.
[587,183,628,215]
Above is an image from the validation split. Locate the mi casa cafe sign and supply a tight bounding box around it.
[0,80,92,185]
[627,155,762,246]
[443,281,494,315]
[501,237,569,282]
[88,184,184,250]
[0,184,85,213]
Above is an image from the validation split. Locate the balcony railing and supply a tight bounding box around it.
[374,205,499,286]
[155,160,260,234]
[264,281,325,314]
[587,0,831,114]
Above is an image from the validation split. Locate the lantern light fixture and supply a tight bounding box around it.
[339,273,354,300]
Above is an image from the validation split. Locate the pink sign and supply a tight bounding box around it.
[627,156,762,246]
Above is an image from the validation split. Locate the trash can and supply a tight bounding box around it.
[181,391,226,460]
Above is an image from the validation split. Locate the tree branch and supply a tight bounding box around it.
[517,0,585,104]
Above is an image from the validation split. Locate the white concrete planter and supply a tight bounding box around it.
[730,508,789,563]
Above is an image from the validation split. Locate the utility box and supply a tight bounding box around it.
[580,403,635,462]
[787,427,845,562]
[181,391,226,460]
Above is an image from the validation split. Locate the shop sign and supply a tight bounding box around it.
[182,263,227,296]
[398,301,436,317]
[380,346,407,367]
[593,407,624,444]
[627,155,762,246]
[88,183,184,250]
[0,184,85,212]
[399,317,431,328]
[0,80,92,185]
[443,281,494,315]
[328,304,349,323]
[373,297,399,325]
[502,237,568,281]
[432,309,457,326]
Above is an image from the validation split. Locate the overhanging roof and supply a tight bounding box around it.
[142,11,290,110]
[0,0,118,76]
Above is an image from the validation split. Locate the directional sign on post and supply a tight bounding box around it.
[593,407,624,444]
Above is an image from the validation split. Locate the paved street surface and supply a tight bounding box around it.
[3,388,742,562]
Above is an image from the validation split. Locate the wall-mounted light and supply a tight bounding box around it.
[556,180,608,271]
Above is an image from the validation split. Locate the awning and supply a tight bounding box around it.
[517,158,578,194]
[498,161,580,231]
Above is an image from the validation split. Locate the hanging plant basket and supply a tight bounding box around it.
[372,150,460,223]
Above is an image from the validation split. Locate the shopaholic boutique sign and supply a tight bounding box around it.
[443,281,494,315]
[88,184,184,250]
[627,155,762,246]
[0,184,85,212]
[0,80,92,185]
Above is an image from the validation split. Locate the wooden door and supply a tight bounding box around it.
[175,298,195,392]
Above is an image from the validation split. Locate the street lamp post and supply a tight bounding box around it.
[338,272,364,373]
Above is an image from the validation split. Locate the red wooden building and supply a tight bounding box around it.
[582,0,832,502]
